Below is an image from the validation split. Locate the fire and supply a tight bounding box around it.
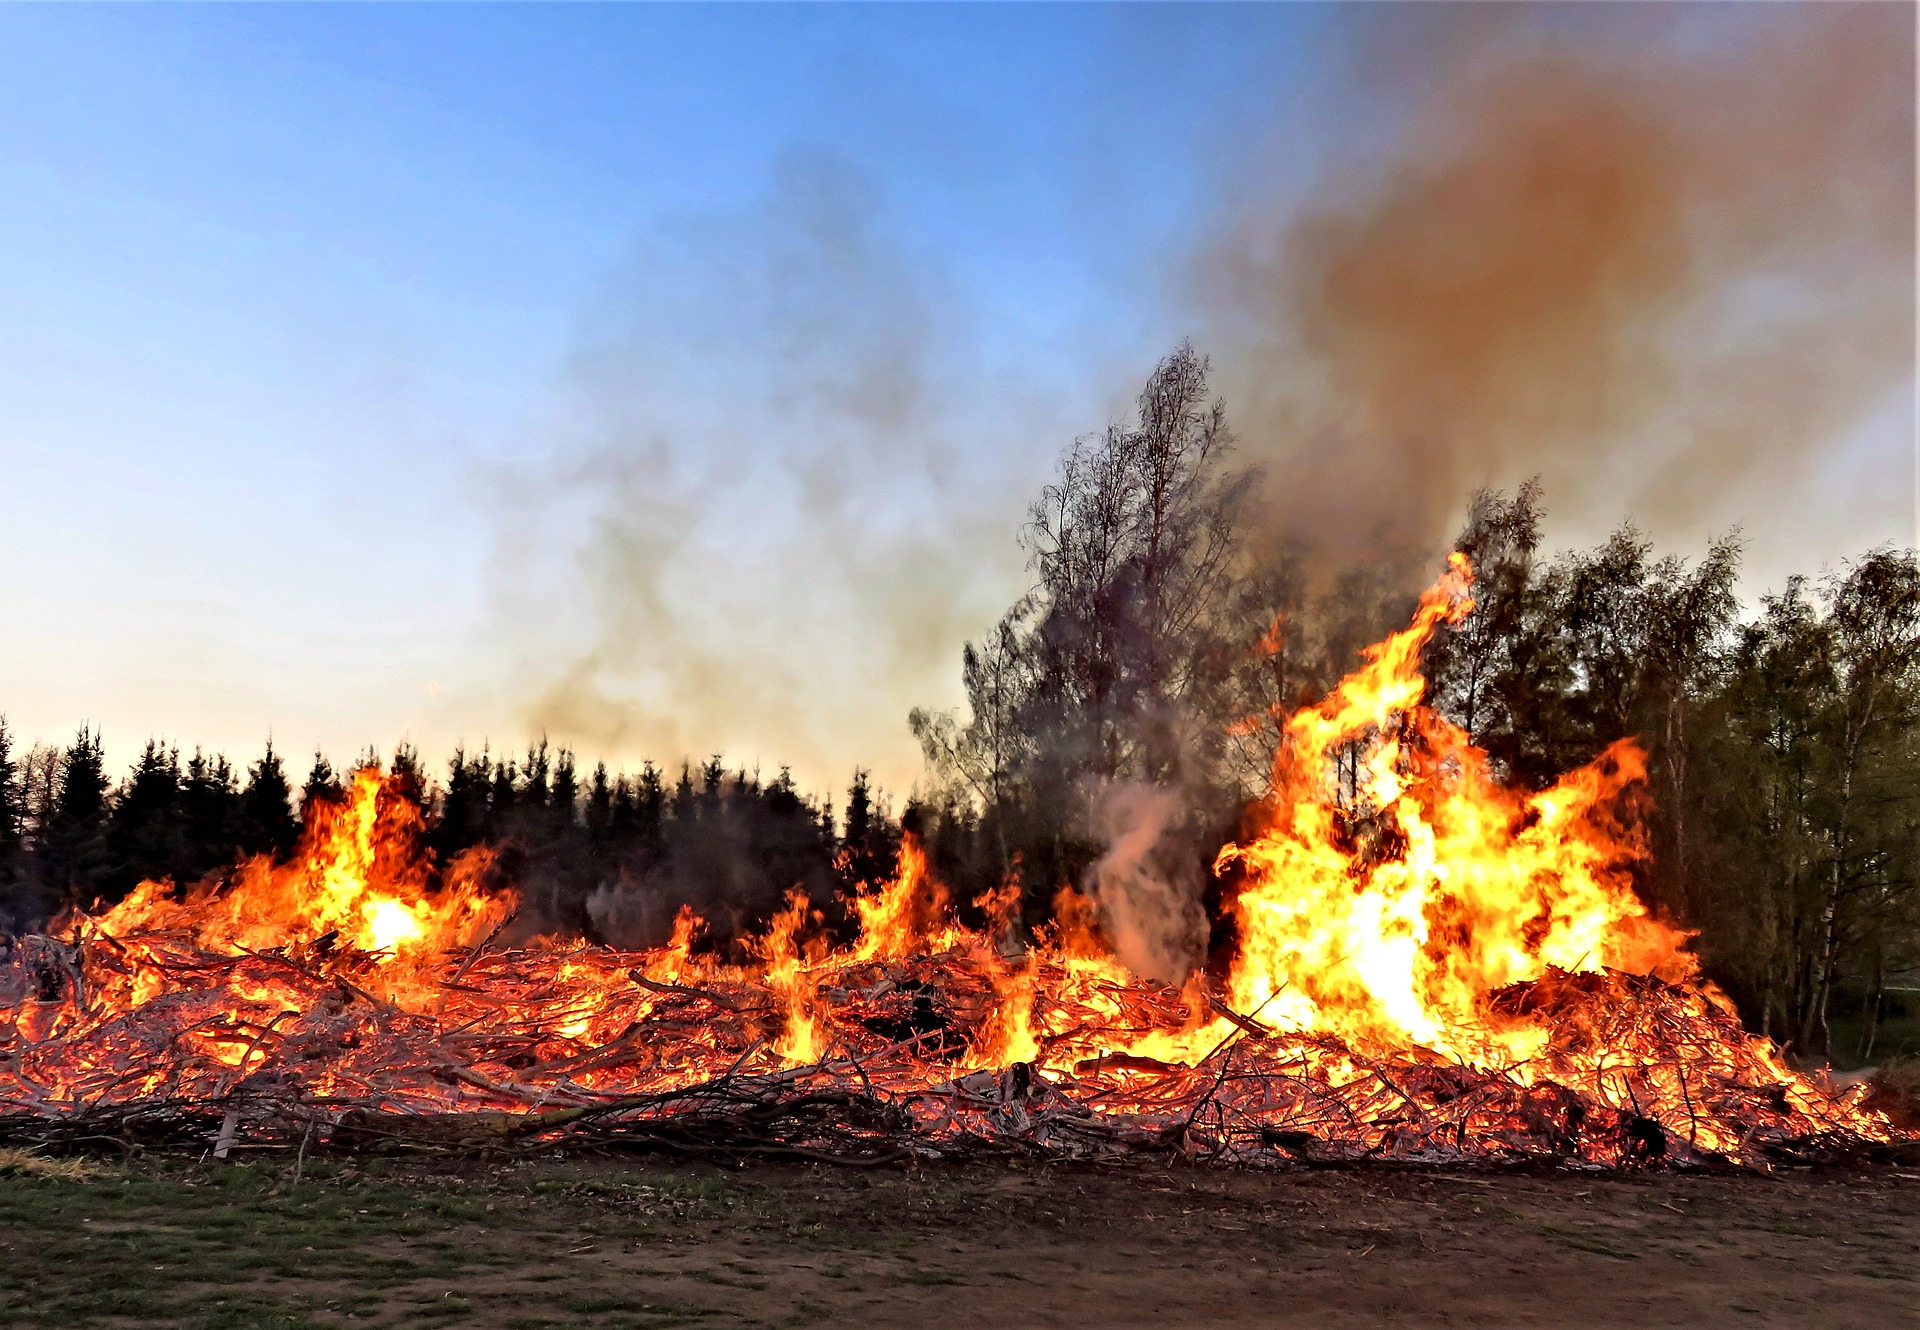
[1216,553,1689,1066]
[755,891,824,1064]
[93,770,509,983]
[0,560,1898,1169]
[848,836,956,963]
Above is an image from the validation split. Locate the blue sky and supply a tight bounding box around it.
[0,4,1910,798]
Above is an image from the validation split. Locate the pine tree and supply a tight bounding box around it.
[301,753,342,819]
[105,739,184,897]
[238,740,298,859]
[43,726,110,904]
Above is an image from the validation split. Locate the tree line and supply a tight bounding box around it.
[3,342,1915,1061]
[0,730,903,953]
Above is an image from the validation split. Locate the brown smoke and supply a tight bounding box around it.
[1202,4,1916,567]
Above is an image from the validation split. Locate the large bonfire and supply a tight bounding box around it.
[0,558,1897,1168]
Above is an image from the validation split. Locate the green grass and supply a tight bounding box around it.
[0,1154,737,1329]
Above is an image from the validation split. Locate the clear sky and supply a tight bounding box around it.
[0,4,1911,801]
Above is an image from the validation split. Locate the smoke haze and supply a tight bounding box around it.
[492,149,1051,795]
[1200,4,1915,578]
[495,5,1914,789]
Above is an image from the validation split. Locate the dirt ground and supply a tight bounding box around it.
[2,1150,1917,1329]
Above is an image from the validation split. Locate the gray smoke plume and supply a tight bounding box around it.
[1086,781,1210,986]
[489,148,1045,792]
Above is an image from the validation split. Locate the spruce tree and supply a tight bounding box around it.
[43,726,110,905]
[670,762,695,824]
[585,761,613,841]
[0,717,21,873]
[180,749,240,881]
[636,762,667,860]
[0,718,24,922]
[841,768,898,886]
[521,739,551,813]
[238,740,298,859]
[549,748,579,834]
[105,739,184,896]
[437,745,492,857]
[390,742,427,807]
[301,753,342,818]
[488,757,517,824]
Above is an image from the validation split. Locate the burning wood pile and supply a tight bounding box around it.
[0,559,1900,1169]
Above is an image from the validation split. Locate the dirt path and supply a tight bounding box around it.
[3,1155,1916,1328]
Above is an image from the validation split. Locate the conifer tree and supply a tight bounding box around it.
[389,742,428,809]
[105,739,184,897]
[0,716,21,875]
[585,761,614,842]
[301,753,342,817]
[488,756,518,823]
[841,768,897,886]
[550,748,579,832]
[180,749,240,881]
[437,745,493,857]
[43,726,110,905]
[238,740,298,859]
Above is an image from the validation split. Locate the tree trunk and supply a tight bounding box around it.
[1859,950,1884,1062]
[1663,693,1690,918]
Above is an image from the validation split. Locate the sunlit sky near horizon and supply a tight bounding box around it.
[0,4,1912,801]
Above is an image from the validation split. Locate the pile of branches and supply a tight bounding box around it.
[0,929,1902,1171]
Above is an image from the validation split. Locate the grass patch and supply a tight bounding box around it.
[0,1154,736,1328]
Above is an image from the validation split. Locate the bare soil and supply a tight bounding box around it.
[2,1152,1917,1329]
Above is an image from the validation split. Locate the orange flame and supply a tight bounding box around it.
[86,769,512,1006]
[847,834,956,963]
[754,891,823,1064]
[1217,553,1691,1066]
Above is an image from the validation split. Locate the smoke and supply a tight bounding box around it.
[574,769,848,951]
[584,822,802,951]
[491,8,1912,797]
[1199,4,1915,576]
[584,879,673,952]
[1086,782,1209,986]
[490,148,1041,793]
